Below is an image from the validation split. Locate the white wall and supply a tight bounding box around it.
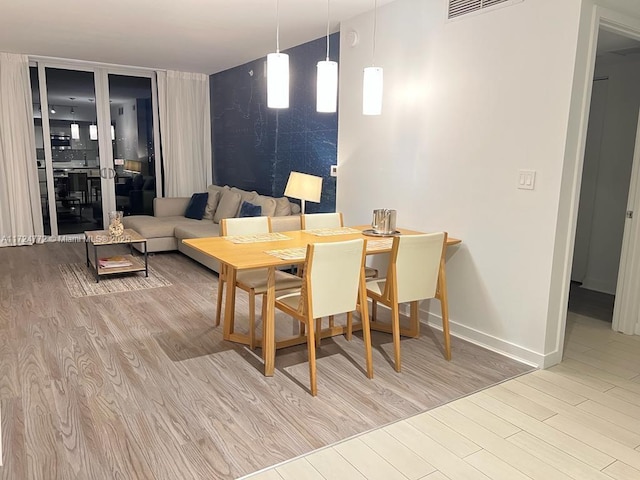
[338,0,583,365]
[573,59,640,294]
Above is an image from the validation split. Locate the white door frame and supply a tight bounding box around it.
[545,5,640,368]
[613,107,640,334]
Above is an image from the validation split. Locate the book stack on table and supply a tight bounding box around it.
[98,256,133,268]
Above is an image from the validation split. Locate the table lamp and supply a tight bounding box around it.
[284,171,322,214]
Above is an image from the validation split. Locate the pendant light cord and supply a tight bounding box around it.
[276,0,281,53]
[325,0,331,61]
[372,0,378,66]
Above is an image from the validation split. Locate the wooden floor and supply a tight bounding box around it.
[245,314,640,480]
[0,241,532,479]
[568,281,615,323]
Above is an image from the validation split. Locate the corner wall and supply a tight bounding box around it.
[210,34,339,213]
[338,0,582,365]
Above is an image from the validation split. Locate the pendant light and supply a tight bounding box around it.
[316,0,338,113]
[363,0,383,116]
[267,0,289,108]
[70,98,80,140]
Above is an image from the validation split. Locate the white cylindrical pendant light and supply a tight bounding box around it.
[267,52,289,108]
[70,123,80,140]
[363,66,383,115]
[89,124,98,140]
[316,60,338,113]
[111,125,115,140]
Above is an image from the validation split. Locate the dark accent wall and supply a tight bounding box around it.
[210,33,339,213]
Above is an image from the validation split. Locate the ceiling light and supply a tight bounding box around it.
[317,0,338,113]
[69,98,80,140]
[267,0,289,108]
[50,105,56,114]
[89,125,98,140]
[363,0,383,116]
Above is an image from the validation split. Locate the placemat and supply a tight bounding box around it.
[224,232,291,244]
[265,247,307,260]
[307,227,361,236]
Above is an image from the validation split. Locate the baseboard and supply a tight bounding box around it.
[420,310,545,368]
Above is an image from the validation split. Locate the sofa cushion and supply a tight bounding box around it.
[239,201,262,217]
[123,215,197,239]
[143,177,155,191]
[251,195,277,217]
[132,173,145,189]
[185,193,208,220]
[202,189,221,220]
[230,187,258,204]
[274,197,292,216]
[174,222,221,240]
[214,190,242,223]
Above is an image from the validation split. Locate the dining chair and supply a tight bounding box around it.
[218,217,302,349]
[274,239,372,396]
[68,172,89,204]
[366,232,448,372]
[301,212,378,337]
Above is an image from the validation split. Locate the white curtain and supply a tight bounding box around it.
[157,70,212,197]
[0,52,43,247]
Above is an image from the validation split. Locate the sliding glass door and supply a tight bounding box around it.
[30,61,161,237]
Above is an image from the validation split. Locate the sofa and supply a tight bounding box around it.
[122,184,302,273]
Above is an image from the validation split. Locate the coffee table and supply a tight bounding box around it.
[84,228,148,283]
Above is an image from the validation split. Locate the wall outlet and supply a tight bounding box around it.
[330,165,337,177]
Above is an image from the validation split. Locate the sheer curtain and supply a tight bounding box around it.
[0,52,43,247]
[157,70,212,197]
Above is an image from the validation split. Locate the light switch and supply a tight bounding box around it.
[518,170,536,190]
[330,165,337,177]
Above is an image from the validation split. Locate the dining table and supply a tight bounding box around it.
[182,225,461,376]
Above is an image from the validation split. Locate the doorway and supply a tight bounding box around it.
[30,61,161,237]
[570,28,640,327]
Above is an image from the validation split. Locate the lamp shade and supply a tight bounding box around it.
[89,124,98,140]
[267,52,289,108]
[285,171,322,203]
[70,123,80,140]
[363,66,383,115]
[316,60,338,113]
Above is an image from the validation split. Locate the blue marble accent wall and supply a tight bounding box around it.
[210,33,339,213]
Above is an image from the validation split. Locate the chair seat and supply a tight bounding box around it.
[236,269,302,293]
[275,291,302,310]
[366,278,386,296]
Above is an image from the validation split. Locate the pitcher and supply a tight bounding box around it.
[372,209,397,234]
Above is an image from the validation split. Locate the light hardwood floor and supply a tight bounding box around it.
[244,313,640,480]
[0,241,533,479]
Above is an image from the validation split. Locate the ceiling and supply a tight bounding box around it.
[596,28,640,67]
[1,0,394,75]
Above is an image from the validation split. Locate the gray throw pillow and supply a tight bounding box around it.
[202,186,223,220]
[213,190,242,223]
[252,195,277,217]
[274,197,292,216]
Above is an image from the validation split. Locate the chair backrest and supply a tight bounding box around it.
[221,216,271,236]
[304,239,365,319]
[388,233,446,303]
[301,212,343,230]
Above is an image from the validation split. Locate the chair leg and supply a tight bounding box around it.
[372,300,377,321]
[248,290,256,350]
[328,315,335,328]
[215,271,225,327]
[315,318,322,347]
[307,318,317,396]
[390,302,402,372]
[346,311,353,341]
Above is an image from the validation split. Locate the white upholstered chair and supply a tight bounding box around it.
[366,232,448,372]
[301,212,378,337]
[274,239,372,396]
[218,217,302,349]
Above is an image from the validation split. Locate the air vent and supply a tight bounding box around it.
[448,0,521,20]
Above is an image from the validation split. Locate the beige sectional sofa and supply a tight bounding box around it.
[122,184,302,273]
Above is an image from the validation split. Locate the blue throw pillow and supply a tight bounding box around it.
[239,201,262,218]
[185,193,209,220]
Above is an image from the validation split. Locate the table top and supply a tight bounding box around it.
[85,228,146,245]
[182,225,460,270]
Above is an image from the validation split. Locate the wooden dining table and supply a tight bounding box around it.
[183,225,461,376]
